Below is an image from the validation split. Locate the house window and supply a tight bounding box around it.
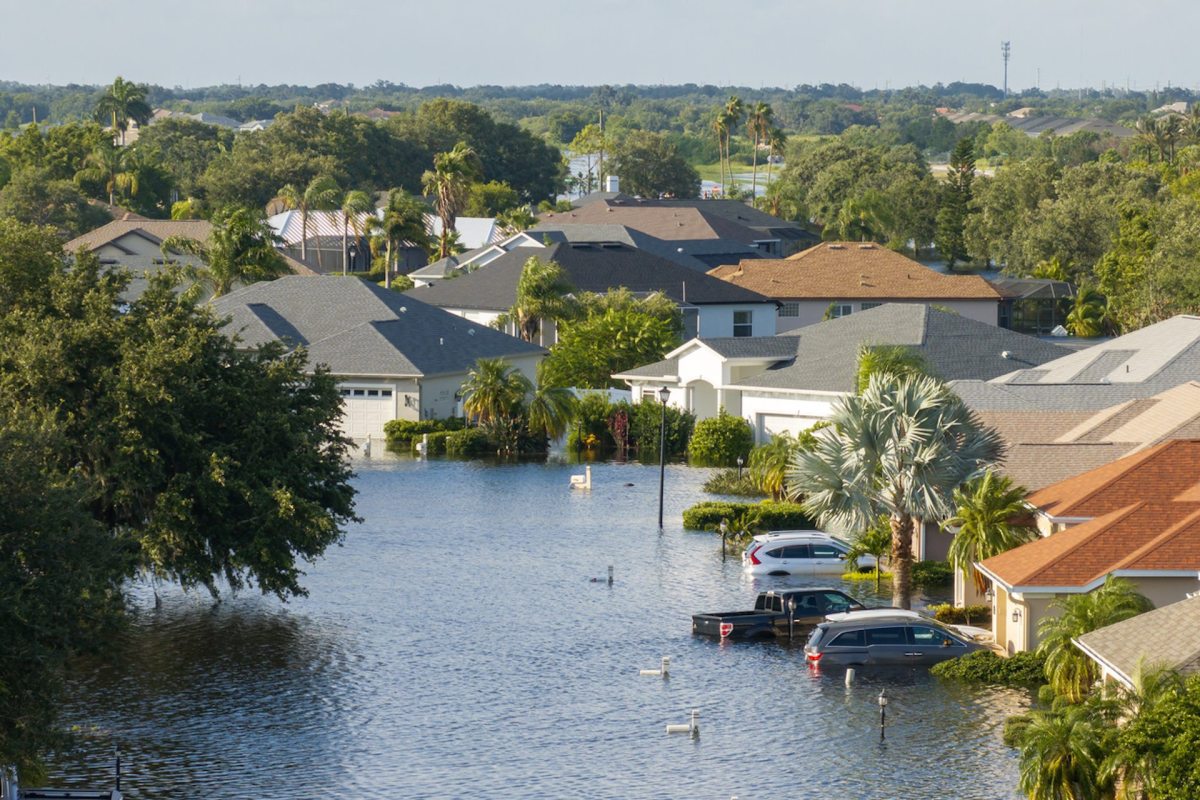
[367,389,379,397]
[339,389,352,397]
[779,302,800,317]
[733,310,753,337]
[381,390,393,397]
[831,304,853,319]
[860,302,882,311]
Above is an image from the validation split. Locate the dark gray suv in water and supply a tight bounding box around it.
[804,615,983,666]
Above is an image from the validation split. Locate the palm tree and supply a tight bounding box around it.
[161,205,289,296]
[340,189,374,276]
[747,433,797,500]
[525,365,578,440]
[496,206,537,237]
[75,143,135,206]
[748,102,774,200]
[721,95,745,196]
[94,76,151,146]
[422,142,481,258]
[854,343,931,393]
[273,176,341,267]
[369,188,431,287]
[1099,660,1183,800]
[944,471,1037,594]
[1156,115,1183,163]
[1017,704,1109,800]
[1037,576,1153,703]
[460,358,529,425]
[711,109,729,196]
[847,517,892,589]
[765,126,787,193]
[1066,285,1109,338]
[787,373,1003,608]
[502,255,578,343]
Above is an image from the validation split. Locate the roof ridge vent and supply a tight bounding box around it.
[858,243,875,249]
[828,244,845,250]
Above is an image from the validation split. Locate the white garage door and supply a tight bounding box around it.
[756,414,823,442]
[339,388,396,440]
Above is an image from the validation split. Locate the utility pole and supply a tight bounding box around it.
[1001,41,1011,98]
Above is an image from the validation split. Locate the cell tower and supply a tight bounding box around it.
[1002,41,1011,97]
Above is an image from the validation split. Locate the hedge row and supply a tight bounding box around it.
[384,417,466,448]
[930,649,1046,686]
[682,500,816,532]
[927,603,992,625]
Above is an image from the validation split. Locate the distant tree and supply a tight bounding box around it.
[464,179,520,216]
[74,142,135,206]
[610,130,700,198]
[748,101,774,199]
[569,123,610,193]
[161,205,290,296]
[93,76,151,146]
[369,187,431,286]
[854,343,932,393]
[496,206,537,236]
[422,141,481,258]
[340,189,375,275]
[460,357,530,425]
[765,126,787,191]
[0,166,109,238]
[525,364,578,440]
[273,175,341,265]
[1065,284,1109,337]
[720,95,745,194]
[935,137,975,268]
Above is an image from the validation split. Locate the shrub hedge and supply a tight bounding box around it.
[701,468,764,497]
[683,500,816,532]
[911,560,954,588]
[384,417,465,449]
[930,649,1046,686]
[927,603,993,626]
[688,410,754,467]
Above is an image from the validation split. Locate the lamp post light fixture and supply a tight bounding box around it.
[878,689,888,740]
[657,386,671,530]
[346,242,358,275]
[736,455,744,478]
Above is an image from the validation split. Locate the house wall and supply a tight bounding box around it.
[696,303,777,338]
[336,377,418,441]
[421,354,543,420]
[998,575,1200,654]
[775,299,999,333]
[95,238,209,297]
[740,391,841,442]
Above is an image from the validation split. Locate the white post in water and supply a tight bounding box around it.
[639,656,670,677]
[845,668,855,687]
[607,565,613,585]
[666,708,699,737]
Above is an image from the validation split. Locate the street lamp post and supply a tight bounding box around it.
[878,689,888,740]
[657,386,671,530]
[346,243,358,276]
[736,455,744,478]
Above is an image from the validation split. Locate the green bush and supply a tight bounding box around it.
[683,500,816,532]
[445,427,491,455]
[931,650,1046,686]
[568,396,694,460]
[911,560,954,588]
[702,468,763,497]
[927,603,993,626]
[688,410,754,467]
[629,400,693,460]
[384,417,465,448]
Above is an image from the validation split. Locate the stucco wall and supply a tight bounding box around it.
[775,299,999,333]
[696,303,777,338]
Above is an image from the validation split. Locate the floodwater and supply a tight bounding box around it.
[45,458,1029,799]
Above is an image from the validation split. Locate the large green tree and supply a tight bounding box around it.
[422,141,481,258]
[610,130,700,199]
[787,373,1003,608]
[161,205,291,296]
[498,255,578,343]
[93,76,151,146]
[934,136,975,268]
[943,471,1037,593]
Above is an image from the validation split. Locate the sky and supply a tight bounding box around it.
[3,0,1199,92]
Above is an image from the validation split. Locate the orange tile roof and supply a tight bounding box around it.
[707,242,1001,300]
[980,501,1200,588]
[1025,439,1200,518]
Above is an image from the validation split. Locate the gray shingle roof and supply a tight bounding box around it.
[733,304,1070,393]
[404,241,773,311]
[614,357,679,379]
[699,337,804,359]
[212,276,544,377]
[952,315,1200,412]
[1075,594,1200,685]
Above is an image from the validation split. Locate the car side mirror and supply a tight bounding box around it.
[837,554,846,560]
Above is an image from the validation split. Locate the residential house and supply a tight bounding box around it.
[975,440,1200,654]
[539,199,798,266]
[212,276,545,442]
[617,303,1069,441]
[708,242,1002,332]
[1074,594,1200,689]
[65,216,314,299]
[979,381,1200,491]
[404,241,777,345]
[951,315,1200,415]
[991,278,1077,336]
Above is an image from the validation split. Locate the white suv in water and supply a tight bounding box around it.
[742,531,873,576]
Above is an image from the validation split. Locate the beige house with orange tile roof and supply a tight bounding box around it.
[708,242,1002,332]
[972,439,1200,654]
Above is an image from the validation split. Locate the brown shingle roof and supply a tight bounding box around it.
[980,501,1200,588]
[1026,439,1200,518]
[707,242,1001,300]
[540,204,761,244]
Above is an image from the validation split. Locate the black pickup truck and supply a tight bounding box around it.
[692,588,866,640]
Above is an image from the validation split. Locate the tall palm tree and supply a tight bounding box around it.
[711,109,728,196]
[944,471,1037,594]
[93,76,151,146]
[787,373,1003,608]
[422,142,481,258]
[75,143,135,206]
[161,205,289,297]
[1066,285,1109,338]
[721,95,745,196]
[1017,704,1109,800]
[1099,660,1183,800]
[273,176,341,267]
[502,255,578,344]
[525,364,578,440]
[339,189,374,275]
[748,102,773,200]
[854,343,931,394]
[765,126,787,193]
[460,358,530,425]
[370,188,432,287]
[496,206,537,237]
[1037,576,1153,703]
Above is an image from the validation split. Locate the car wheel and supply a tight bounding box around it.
[768,570,789,577]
